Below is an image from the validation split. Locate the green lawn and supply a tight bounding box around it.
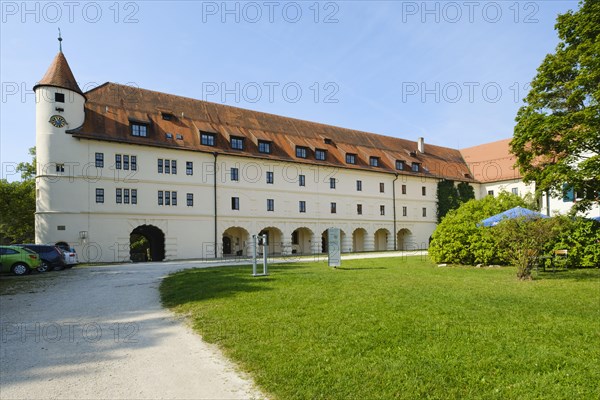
[160,257,600,399]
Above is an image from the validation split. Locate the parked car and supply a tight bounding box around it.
[14,244,66,272]
[0,245,41,275]
[56,243,78,267]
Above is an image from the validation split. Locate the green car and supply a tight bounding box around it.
[0,245,41,275]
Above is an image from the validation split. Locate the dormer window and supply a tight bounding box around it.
[296,146,308,158]
[200,131,216,146]
[176,134,183,140]
[161,112,174,121]
[55,93,65,103]
[166,133,173,139]
[346,153,357,164]
[315,149,327,161]
[231,136,244,150]
[324,138,333,145]
[412,162,421,172]
[369,156,380,167]
[396,160,405,170]
[258,140,272,154]
[130,122,148,137]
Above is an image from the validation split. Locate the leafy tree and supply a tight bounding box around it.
[0,179,35,244]
[436,180,475,222]
[17,147,36,180]
[429,192,534,265]
[511,0,600,213]
[0,147,36,244]
[494,217,564,280]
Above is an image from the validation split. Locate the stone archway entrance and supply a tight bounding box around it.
[130,225,165,262]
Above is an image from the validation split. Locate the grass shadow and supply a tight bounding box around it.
[536,267,600,282]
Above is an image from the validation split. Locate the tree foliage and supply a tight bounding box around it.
[0,179,35,244]
[511,0,600,213]
[0,147,36,244]
[494,217,565,280]
[436,180,475,222]
[430,192,533,265]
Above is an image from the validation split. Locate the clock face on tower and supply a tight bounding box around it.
[49,115,67,128]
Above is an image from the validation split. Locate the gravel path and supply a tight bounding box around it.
[0,261,266,400]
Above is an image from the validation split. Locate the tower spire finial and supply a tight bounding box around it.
[58,28,63,52]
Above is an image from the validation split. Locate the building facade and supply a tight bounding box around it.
[33,50,597,263]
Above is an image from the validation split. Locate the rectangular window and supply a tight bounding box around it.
[201,132,216,146]
[422,186,426,196]
[165,159,170,174]
[171,160,177,174]
[330,178,336,189]
[131,189,137,205]
[331,202,337,214]
[299,174,306,187]
[346,153,356,164]
[258,140,272,154]
[95,188,104,203]
[187,193,194,207]
[296,146,308,158]
[131,156,137,171]
[412,163,420,172]
[511,187,518,195]
[124,189,130,204]
[356,180,362,191]
[402,184,407,195]
[115,154,122,170]
[172,191,177,206]
[232,197,240,210]
[123,155,129,171]
[158,191,163,205]
[231,167,239,181]
[266,171,274,184]
[131,122,148,137]
[165,191,171,206]
[267,199,275,212]
[231,136,244,150]
[357,204,363,215]
[55,92,65,103]
[488,190,494,196]
[403,206,407,217]
[186,161,193,175]
[380,205,385,215]
[422,207,427,217]
[56,163,64,173]
[315,149,326,161]
[176,134,183,140]
[95,152,104,168]
[158,159,163,174]
[299,201,306,213]
[380,182,385,193]
[396,160,405,170]
[370,156,380,167]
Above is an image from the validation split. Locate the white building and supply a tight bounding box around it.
[33,49,597,263]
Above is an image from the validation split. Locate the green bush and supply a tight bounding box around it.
[550,216,600,268]
[429,192,533,265]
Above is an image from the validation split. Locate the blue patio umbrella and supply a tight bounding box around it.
[479,206,550,227]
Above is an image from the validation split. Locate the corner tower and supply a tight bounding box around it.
[34,34,86,246]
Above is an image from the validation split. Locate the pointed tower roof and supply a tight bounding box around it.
[33,51,84,96]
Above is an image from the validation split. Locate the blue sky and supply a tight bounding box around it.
[1,1,579,180]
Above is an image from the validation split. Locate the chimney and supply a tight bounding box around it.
[418,137,425,153]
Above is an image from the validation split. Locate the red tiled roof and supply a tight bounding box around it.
[33,51,84,96]
[460,138,521,183]
[69,82,476,181]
